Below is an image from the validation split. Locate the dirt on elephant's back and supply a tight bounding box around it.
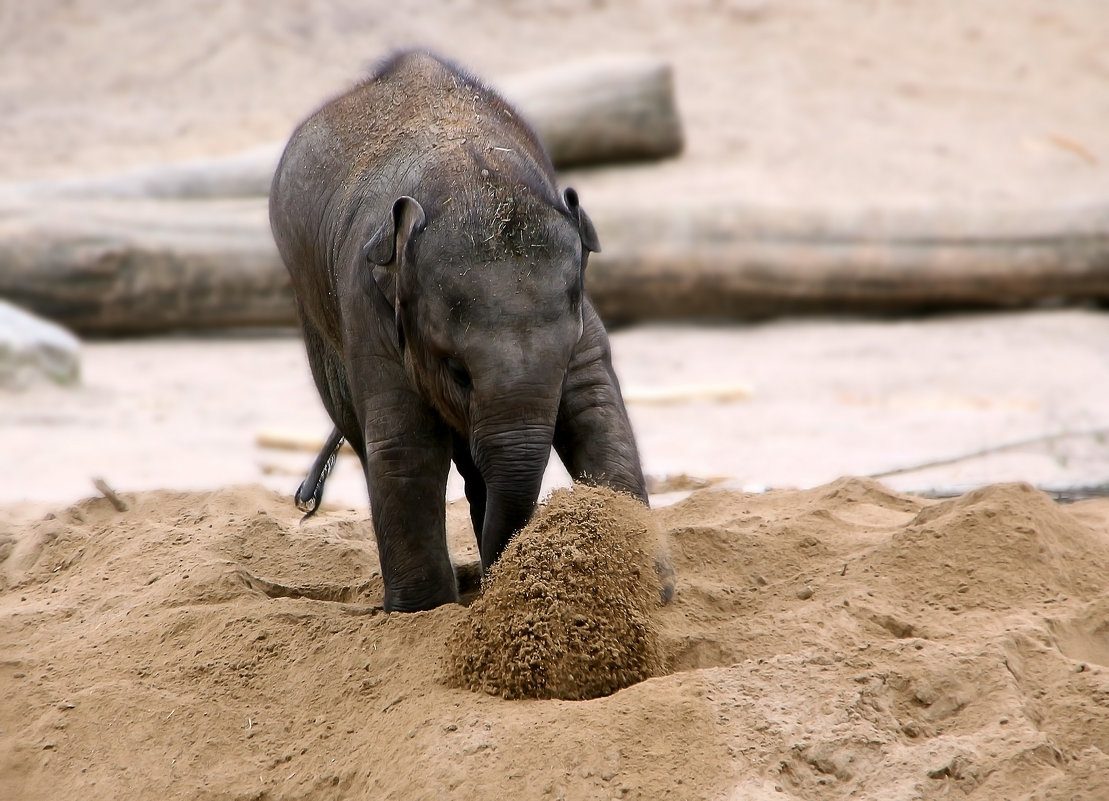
[4,479,1109,800]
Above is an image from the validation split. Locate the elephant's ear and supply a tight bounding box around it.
[363,196,427,267]
[562,187,600,254]
[361,197,425,352]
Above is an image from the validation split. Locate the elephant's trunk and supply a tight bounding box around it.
[470,417,556,569]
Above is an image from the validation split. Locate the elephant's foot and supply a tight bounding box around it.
[379,540,462,612]
[383,577,460,612]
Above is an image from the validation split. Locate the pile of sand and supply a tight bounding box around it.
[446,486,664,700]
[3,478,1109,799]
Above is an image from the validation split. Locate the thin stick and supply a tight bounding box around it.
[624,382,753,405]
[868,427,1109,480]
[92,477,129,512]
[256,429,356,455]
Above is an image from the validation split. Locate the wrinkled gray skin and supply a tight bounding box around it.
[269,51,647,612]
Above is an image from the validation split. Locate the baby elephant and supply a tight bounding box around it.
[269,51,647,612]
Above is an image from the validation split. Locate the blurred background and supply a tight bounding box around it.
[2,0,1108,511]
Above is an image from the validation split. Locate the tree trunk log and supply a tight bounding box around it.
[2,196,1107,335]
[584,201,1109,323]
[504,56,683,168]
[0,199,293,334]
[0,146,283,202]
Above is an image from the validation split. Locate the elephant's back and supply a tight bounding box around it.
[282,51,554,200]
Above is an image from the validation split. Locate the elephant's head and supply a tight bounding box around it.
[361,182,600,567]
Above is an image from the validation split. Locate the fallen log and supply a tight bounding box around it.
[503,55,683,168]
[0,198,292,334]
[0,145,283,202]
[2,196,1108,334]
[0,56,681,203]
[585,199,1109,323]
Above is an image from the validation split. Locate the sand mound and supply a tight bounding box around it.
[4,478,1109,800]
[446,485,665,700]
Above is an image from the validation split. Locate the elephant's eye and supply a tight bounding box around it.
[444,357,472,390]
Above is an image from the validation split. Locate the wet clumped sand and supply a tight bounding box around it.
[446,485,666,700]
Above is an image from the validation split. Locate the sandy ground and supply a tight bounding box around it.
[3,310,1109,517]
[3,1,1109,799]
[4,478,1109,800]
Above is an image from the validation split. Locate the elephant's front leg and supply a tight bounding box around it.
[555,308,677,601]
[451,431,487,550]
[361,387,457,612]
[554,303,648,503]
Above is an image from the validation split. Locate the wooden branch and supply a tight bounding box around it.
[2,196,1109,334]
[0,198,294,334]
[867,427,1109,481]
[0,145,281,202]
[92,477,129,512]
[583,200,1109,323]
[623,382,754,405]
[502,56,683,168]
[256,428,356,455]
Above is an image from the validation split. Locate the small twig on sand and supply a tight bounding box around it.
[1047,133,1099,166]
[624,382,753,406]
[92,477,129,512]
[256,429,356,455]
